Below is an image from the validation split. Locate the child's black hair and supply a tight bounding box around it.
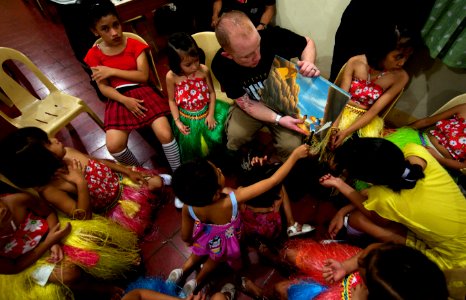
[0,127,63,188]
[85,0,119,29]
[238,162,282,208]
[362,243,448,300]
[167,32,205,76]
[172,158,220,207]
[334,138,425,191]
[365,24,418,70]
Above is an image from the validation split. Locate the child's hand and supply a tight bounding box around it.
[91,66,115,82]
[45,222,71,246]
[351,283,369,300]
[186,292,206,300]
[291,144,310,159]
[127,169,147,186]
[322,259,346,284]
[319,174,341,188]
[123,97,147,119]
[330,129,348,150]
[251,155,268,167]
[328,212,345,239]
[205,115,217,130]
[59,159,85,185]
[175,119,190,135]
[48,244,64,263]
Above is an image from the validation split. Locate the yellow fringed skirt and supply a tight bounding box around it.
[0,215,140,300]
[318,104,384,161]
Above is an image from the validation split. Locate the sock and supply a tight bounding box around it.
[110,148,141,166]
[162,139,181,172]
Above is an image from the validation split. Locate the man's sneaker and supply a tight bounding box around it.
[167,268,183,284]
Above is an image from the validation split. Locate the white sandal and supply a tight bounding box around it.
[220,283,236,300]
[287,222,314,237]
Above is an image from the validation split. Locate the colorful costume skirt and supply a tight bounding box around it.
[0,215,140,300]
[384,126,429,149]
[104,167,161,237]
[105,85,170,130]
[241,204,282,242]
[318,104,384,161]
[286,240,363,300]
[173,100,229,162]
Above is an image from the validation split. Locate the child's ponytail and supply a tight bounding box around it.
[389,161,425,191]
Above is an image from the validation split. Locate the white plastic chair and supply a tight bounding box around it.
[191,31,234,105]
[0,47,104,137]
[333,63,403,119]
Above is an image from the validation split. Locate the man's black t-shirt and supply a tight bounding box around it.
[211,26,307,102]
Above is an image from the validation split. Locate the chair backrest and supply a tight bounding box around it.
[0,47,57,110]
[191,31,233,104]
[333,62,403,119]
[432,93,466,115]
[94,32,163,92]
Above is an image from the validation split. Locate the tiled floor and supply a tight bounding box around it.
[0,1,338,299]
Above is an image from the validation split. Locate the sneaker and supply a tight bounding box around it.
[159,174,172,186]
[167,268,183,284]
[174,197,184,209]
[182,279,197,296]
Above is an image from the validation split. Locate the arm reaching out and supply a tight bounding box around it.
[235,144,309,202]
[236,94,308,135]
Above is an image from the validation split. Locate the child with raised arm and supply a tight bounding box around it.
[320,138,466,288]
[0,193,139,299]
[0,127,172,236]
[84,0,180,171]
[166,32,229,163]
[166,144,310,296]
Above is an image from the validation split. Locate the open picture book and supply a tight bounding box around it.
[261,56,351,137]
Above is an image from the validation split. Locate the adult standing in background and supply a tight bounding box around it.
[211,0,276,30]
[211,11,319,161]
[329,0,434,82]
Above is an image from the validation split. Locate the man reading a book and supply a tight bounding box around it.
[212,10,319,161]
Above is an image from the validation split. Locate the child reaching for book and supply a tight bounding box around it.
[166,144,310,296]
[0,192,140,299]
[166,32,229,163]
[0,127,171,237]
[84,0,180,171]
[239,157,314,251]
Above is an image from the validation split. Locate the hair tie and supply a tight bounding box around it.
[401,167,416,182]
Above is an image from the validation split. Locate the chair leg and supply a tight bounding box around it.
[84,108,104,130]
